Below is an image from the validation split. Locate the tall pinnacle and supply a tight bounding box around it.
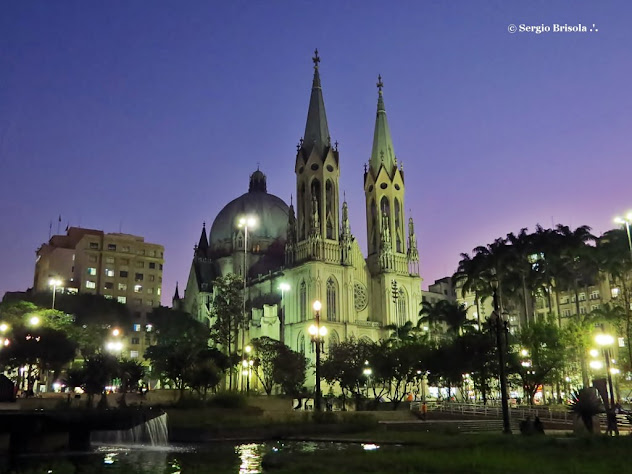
[302,49,331,159]
[369,75,397,175]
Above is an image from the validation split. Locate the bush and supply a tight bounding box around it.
[173,396,206,409]
[340,412,378,430]
[312,411,338,424]
[207,391,248,409]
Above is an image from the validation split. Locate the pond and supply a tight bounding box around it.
[0,441,384,473]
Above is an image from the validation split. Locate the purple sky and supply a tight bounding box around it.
[1,1,631,305]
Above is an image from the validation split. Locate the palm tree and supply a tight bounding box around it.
[555,224,597,387]
[384,321,418,344]
[506,228,539,327]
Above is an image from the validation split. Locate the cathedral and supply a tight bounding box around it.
[175,51,422,359]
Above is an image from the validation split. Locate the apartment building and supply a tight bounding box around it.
[34,227,164,359]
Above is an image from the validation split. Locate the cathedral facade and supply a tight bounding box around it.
[176,51,422,361]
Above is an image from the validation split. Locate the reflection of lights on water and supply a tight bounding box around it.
[237,443,264,474]
[169,458,182,473]
[104,452,117,464]
[362,444,380,451]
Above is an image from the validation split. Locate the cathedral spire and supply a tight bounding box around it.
[302,49,331,159]
[196,223,209,255]
[173,281,180,300]
[369,75,396,176]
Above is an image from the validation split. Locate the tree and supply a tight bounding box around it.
[251,336,286,395]
[82,353,119,408]
[145,307,211,399]
[320,338,374,409]
[185,348,227,399]
[508,320,566,404]
[272,345,307,400]
[209,274,244,390]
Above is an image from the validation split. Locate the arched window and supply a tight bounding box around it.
[380,197,391,242]
[298,332,305,354]
[329,329,340,355]
[299,182,306,240]
[300,281,307,322]
[397,288,407,326]
[326,278,337,322]
[370,199,377,251]
[326,180,335,239]
[394,198,402,252]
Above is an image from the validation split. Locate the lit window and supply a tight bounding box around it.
[146,324,153,332]
[117,296,127,304]
[105,268,115,277]
[86,281,96,289]
[134,285,142,293]
[130,350,139,359]
[87,267,97,276]
[118,283,127,291]
[157,287,161,296]
[612,288,620,298]
[579,293,586,301]
[619,337,625,348]
[133,324,141,332]
[104,295,113,299]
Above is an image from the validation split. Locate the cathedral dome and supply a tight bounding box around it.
[209,170,289,255]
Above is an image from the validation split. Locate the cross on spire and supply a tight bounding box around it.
[377,74,384,93]
[312,49,320,68]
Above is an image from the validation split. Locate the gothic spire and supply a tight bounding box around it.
[369,75,397,176]
[302,49,331,159]
[173,282,180,300]
[197,222,209,254]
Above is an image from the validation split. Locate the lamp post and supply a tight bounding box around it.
[238,215,257,391]
[242,345,253,394]
[490,273,511,434]
[279,283,290,345]
[614,213,632,262]
[363,361,372,398]
[595,332,616,408]
[48,278,62,310]
[309,300,327,411]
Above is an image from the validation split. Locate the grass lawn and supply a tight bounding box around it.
[264,433,632,474]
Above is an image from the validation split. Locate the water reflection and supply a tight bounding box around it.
[236,443,265,473]
[3,440,383,473]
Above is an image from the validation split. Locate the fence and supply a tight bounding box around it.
[411,401,573,423]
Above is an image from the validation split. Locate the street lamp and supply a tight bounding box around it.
[614,213,632,262]
[309,300,327,411]
[29,316,40,327]
[48,278,62,310]
[242,345,254,394]
[238,215,257,391]
[490,273,511,434]
[595,332,616,408]
[279,283,290,345]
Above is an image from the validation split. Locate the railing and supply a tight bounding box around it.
[428,401,572,423]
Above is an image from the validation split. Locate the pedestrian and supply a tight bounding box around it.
[606,408,619,436]
[534,416,545,435]
[421,401,428,421]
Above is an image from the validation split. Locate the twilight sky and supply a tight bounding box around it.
[1,1,631,305]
